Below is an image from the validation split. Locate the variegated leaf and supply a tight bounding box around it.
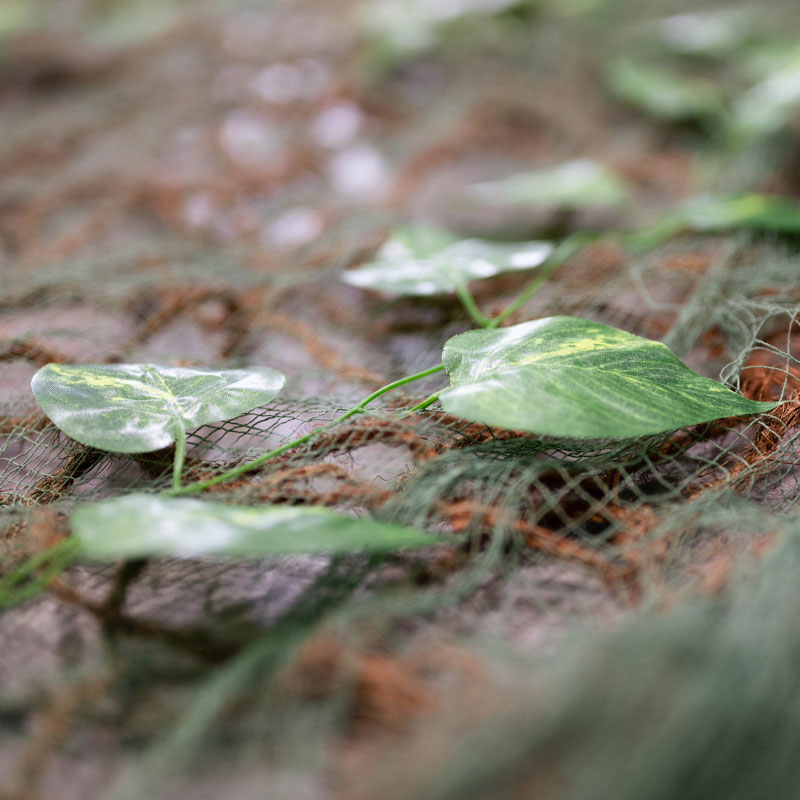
[31,363,285,453]
[72,494,437,559]
[439,317,777,439]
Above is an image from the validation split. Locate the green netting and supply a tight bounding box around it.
[4,0,800,798]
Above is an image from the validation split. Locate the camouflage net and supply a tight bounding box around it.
[3,1,800,799]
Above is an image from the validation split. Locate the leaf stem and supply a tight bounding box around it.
[339,364,445,420]
[166,364,445,497]
[454,280,493,328]
[171,427,187,492]
[402,392,442,415]
[487,231,602,329]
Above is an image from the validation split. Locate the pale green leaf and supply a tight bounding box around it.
[633,194,800,249]
[31,363,285,453]
[72,494,437,559]
[681,194,800,233]
[439,317,777,439]
[358,0,524,56]
[88,0,183,47]
[342,224,553,296]
[468,159,629,211]
[607,59,724,121]
[0,2,37,38]
[733,55,800,137]
[653,10,752,59]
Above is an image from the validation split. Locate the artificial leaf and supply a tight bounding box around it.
[468,159,628,211]
[439,317,777,439]
[739,41,800,83]
[653,10,752,59]
[88,0,183,47]
[733,54,800,137]
[680,194,800,233]
[632,193,800,249]
[31,363,285,453]
[0,2,36,38]
[72,494,437,559]
[607,59,723,121]
[342,224,553,296]
[359,0,524,59]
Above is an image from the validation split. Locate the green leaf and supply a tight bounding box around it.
[633,194,800,249]
[607,59,724,121]
[31,363,285,453]
[342,224,553,296]
[681,194,800,233]
[439,317,777,439]
[468,159,629,211]
[653,10,752,59]
[88,0,183,48]
[71,495,437,559]
[733,54,800,138]
[358,0,525,57]
[0,2,37,38]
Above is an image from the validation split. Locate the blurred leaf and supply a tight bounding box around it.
[359,0,525,50]
[541,0,612,17]
[653,10,752,59]
[468,159,628,211]
[88,0,185,48]
[733,54,800,138]
[739,41,800,82]
[607,59,724,121]
[632,194,800,249]
[439,317,777,439]
[0,2,37,39]
[31,363,285,453]
[72,495,438,559]
[680,194,800,233]
[342,225,553,296]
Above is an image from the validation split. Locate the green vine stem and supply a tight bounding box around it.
[166,364,446,497]
[487,230,603,329]
[454,279,494,328]
[402,391,442,415]
[171,426,187,492]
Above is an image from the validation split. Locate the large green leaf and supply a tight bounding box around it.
[439,317,777,439]
[72,494,437,559]
[468,159,629,211]
[607,59,724,121]
[31,363,285,453]
[342,224,553,296]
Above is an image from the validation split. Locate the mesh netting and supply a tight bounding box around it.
[3,1,800,798]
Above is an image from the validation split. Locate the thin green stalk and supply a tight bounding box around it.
[487,231,602,329]
[166,364,445,497]
[455,279,493,328]
[402,391,442,415]
[340,364,445,419]
[171,427,187,492]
